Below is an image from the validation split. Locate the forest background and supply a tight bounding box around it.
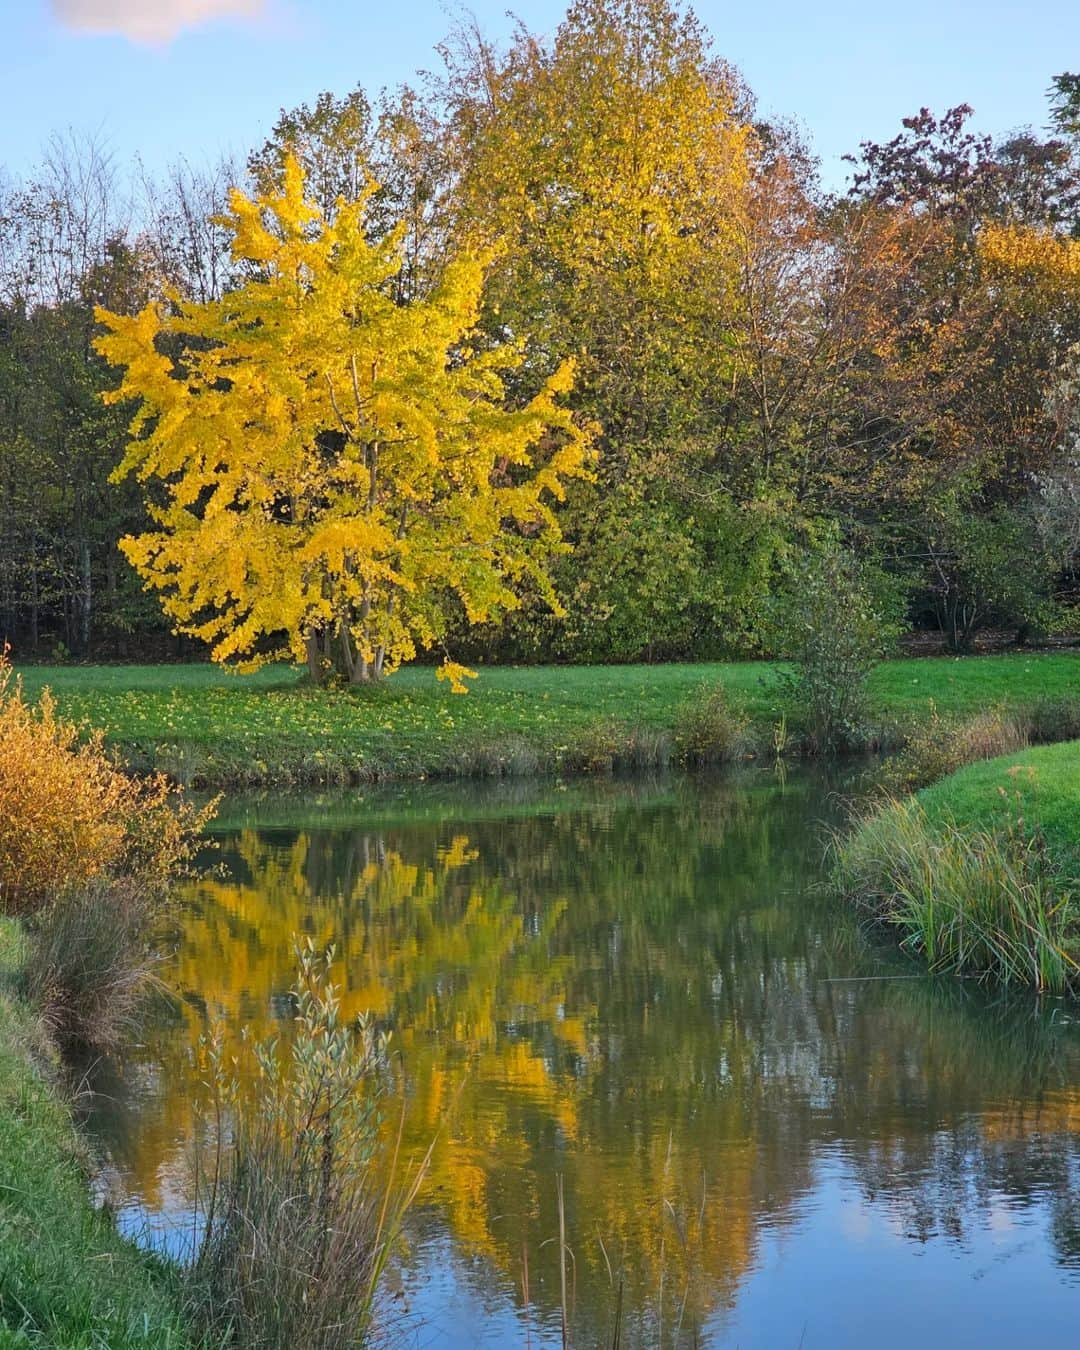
[4,0,1080,670]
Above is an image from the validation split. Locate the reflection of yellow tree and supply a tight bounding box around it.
[96,780,1080,1343]
[118,818,766,1338]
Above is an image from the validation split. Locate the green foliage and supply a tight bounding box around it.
[771,545,905,753]
[248,86,375,219]
[1050,72,1080,140]
[920,496,1060,651]
[554,488,721,662]
[4,19,1080,665]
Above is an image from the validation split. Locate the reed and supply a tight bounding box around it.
[187,939,432,1350]
[834,796,1079,992]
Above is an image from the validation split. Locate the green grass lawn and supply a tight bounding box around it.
[920,739,1080,881]
[0,919,193,1348]
[14,651,1080,786]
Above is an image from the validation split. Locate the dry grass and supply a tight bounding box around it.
[188,940,432,1350]
[876,704,1031,795]
[20,878,168,1050]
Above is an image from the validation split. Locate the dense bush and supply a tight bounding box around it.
[673,683,751,765]
[918,496,1060,651]
[0,652,208,914]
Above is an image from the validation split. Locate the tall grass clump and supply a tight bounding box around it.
[835,797,1079,992]
[189,940,431,1350]
[673,683,750,766]
[19,878,168,1050]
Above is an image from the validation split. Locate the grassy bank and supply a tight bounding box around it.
[16,652,1080,787]
[0,917,193,1347]
[836,740,1080,992]
[918,741,1080,882]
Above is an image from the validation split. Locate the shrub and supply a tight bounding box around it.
[772,544,905,753]
[673,684,750,765]
[835,797,1079,992]
[878,704,1029,794]
[1026,696,1080,747]
[0,652,210,914]
[20,878,166,1051]
[189,940,431,1350]
[562,720,622,773]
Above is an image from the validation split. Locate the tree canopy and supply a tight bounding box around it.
[95,157,592,686]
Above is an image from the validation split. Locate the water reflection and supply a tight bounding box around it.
[86,771,1080,1347]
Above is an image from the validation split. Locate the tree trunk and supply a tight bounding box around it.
[28,532,39,652]
[305,632,323,684]
[79,539,92,653]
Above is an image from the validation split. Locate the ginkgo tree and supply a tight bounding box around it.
[95,156,592,687]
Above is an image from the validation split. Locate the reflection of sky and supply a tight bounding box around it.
[712,1158,1079,1350]
[110,1146,1080,1349]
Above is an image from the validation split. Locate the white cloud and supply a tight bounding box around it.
[52,0,266,44]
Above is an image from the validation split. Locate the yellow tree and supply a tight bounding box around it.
[95,157,591,686]
[448,0,752,466]
[979,223,1080,295]
[431,0,755,658]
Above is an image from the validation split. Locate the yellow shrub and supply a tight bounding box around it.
[0,653,210,914]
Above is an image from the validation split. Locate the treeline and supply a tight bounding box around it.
[3,0,1080,663]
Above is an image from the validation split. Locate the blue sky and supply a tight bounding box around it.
[3,1,1079,189]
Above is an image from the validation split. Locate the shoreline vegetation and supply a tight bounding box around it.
[14,652,1080,788]
[837,739,1080,995]
[0,650,1077,1343]
[0,654,428,1348]
[0,927,194,1346]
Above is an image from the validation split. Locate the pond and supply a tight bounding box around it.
[84,768,1080,1347]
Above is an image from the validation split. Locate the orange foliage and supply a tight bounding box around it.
[0,651,212,913]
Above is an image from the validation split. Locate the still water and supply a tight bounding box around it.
[86,769,1080,1347]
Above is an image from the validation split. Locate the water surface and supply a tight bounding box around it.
[86,769,1080,1346]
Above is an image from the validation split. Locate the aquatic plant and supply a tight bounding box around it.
[835,796,1079,993]
[188,939,432,1349]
